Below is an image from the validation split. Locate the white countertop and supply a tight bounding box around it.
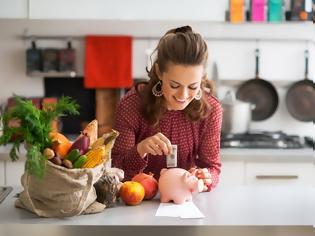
[0,145,314,162]
[0,185,314,226]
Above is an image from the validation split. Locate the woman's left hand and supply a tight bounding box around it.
[189,167,212,192]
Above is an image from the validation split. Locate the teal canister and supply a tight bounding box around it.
[268,0,284,22]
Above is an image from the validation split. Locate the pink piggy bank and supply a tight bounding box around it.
[158,168,198,204]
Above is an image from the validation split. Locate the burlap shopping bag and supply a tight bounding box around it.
[15,129,119,218]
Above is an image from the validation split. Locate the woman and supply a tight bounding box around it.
[112,26,222,192]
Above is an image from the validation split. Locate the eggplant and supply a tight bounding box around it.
[70,133,90,155]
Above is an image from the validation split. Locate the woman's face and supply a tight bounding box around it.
[157,63,204,111]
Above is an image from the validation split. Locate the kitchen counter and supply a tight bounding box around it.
[0,145,314,162]
[0,185,314,226]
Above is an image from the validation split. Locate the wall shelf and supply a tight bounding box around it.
[19,20,315,44]
[27,71,77,78]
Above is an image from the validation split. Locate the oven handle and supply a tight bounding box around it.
[255,175,299,180]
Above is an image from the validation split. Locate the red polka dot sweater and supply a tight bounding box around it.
[112,88,223,190]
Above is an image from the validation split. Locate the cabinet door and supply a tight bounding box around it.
[245,162,314,186]
[219,161,245,186]
[5,161,25,186]
[29,0,225,21]
[0,0,28,18]
[0,162,4,186]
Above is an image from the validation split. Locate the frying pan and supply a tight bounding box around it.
[236,49,279,121]
[285,50,315,122]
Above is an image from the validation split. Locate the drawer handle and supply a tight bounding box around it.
[255,175,299,180]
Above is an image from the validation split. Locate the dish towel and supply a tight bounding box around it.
[84,36,132,88]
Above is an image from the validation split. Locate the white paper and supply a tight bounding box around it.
[155,202,205,219]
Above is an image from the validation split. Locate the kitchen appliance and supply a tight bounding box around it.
[236,48,279,121]
[221,130,312,149]
[26,41,42,73]
[221,90,254,134]
[285,49,315,122]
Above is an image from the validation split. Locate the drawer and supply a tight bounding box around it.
[245,162,314,186]
[219,161,245,186]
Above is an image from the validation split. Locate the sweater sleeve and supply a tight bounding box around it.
[196,96,223,191]
[111,93,148,181]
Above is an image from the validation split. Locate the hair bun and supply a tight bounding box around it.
[174,26,192,34]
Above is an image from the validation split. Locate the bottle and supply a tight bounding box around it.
[268,0,284,22]
[230,0,245,23]
[251,0,267,22]
[291,0,313,21]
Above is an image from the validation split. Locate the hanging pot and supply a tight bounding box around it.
[59,41,76,72]
[285,50,315,122]
[236,48,279,121]
[26,41,42,73]
[221,90,254,134]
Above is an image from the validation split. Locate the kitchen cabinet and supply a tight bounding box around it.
[220,148,315,187]
[0,0,28,19]
[28,0,225,21]
[245,162,315,186]
[0,162,4,186]
[5,161,25,186]
[218,161,245,186]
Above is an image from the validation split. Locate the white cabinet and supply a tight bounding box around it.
[0,0,28,18]
[29,0,225,21]
[245,162,315,186]
[219,161,245,186]
[220,149,315,187]
[0,162,4,185]
[5,161,25,186]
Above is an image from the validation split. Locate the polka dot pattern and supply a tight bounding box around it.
[112,88,222,190]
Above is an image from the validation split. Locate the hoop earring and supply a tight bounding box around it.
[195,90,202,100]
[152,80,163,97]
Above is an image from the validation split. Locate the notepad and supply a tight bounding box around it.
[155,202,205,219]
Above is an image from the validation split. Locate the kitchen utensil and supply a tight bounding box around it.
[26,41,42,73]
[221,90,254,134]
[43,48,59,72]
[285,49,315,122]
[59,41,76,72]
[236,49,279,121]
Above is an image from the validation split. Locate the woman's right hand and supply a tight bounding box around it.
[136,132,172,158]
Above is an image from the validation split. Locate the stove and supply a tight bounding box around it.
[221,131,314,149]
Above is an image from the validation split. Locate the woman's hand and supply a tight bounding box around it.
[189,167,212,192]
[136,132,172,158]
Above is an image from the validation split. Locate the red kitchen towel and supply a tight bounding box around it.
[84,36,132,88]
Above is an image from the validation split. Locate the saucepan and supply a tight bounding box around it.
[221,90,255,134]
[285,50,315,122]
[236,49,279,121]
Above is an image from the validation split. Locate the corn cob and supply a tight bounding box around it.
[82,145,106,168]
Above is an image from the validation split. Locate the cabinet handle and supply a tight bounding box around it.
[255,175,299,180]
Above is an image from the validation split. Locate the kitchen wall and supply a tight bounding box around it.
[0,19,314,137]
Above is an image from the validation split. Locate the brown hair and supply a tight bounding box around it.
[136,26,214,126]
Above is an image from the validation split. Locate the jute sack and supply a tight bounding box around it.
[15,129,119,218]
[15,161,105,218]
